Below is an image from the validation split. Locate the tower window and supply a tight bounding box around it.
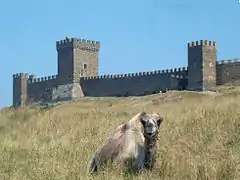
[83,64,87,69]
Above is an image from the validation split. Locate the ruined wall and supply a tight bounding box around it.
[80,68,188,97]
[216,59,240,85]
[27,75,58,103]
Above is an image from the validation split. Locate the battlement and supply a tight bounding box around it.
[56,36,100,50]
[81,67,188,80]
[13,73,28,78]
[16,37,240,108]
[216,58,239,65]
[188,40,217,48]
[29,74,36,79]
[28,75,57,83]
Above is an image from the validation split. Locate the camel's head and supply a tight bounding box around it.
[139,112,163,139]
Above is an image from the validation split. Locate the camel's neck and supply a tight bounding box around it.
[145,133,158,148]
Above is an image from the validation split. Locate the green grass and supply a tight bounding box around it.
[0,89,240,179]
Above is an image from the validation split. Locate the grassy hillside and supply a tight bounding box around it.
[0,88,240,180]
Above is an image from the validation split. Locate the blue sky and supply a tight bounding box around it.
[0,0,239,108]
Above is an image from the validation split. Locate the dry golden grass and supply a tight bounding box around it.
[0,89,240,180]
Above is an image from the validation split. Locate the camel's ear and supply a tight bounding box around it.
[140,118,146,127]
[157,117,163,127]
[140,112,147,127]
[140,112,147,117]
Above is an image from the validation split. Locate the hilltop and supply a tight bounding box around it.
[0,86,240,180]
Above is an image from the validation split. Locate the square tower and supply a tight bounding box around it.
[187,40,217,91]
[56,37,100,85]
[12,73,28,107]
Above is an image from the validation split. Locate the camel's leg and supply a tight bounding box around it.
[132,147,145,172]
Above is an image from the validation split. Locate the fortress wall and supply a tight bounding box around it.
[80,67,188,96]
[27,75,58,102]
[216,59,240,85]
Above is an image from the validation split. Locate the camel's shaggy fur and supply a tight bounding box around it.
[87,112,163,174]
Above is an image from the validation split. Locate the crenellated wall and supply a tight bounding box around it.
[80,67,188,96]
[56,37,100,50]
[12,37,240,108]
[216,58,240,85]
[27,74,58,102]
[12,73,59,106]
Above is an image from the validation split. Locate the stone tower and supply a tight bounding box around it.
[12,73,28,107]
[56,37,100,85]
[187,40,217,91]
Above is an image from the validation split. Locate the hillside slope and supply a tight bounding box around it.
[0,89,240,180]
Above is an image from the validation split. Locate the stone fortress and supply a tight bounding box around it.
[12,36,240,107]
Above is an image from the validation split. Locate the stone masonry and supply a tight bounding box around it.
[187,40,217,91]
[12,37,240,107]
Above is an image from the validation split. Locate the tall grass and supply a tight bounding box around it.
[0,90,240,179]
